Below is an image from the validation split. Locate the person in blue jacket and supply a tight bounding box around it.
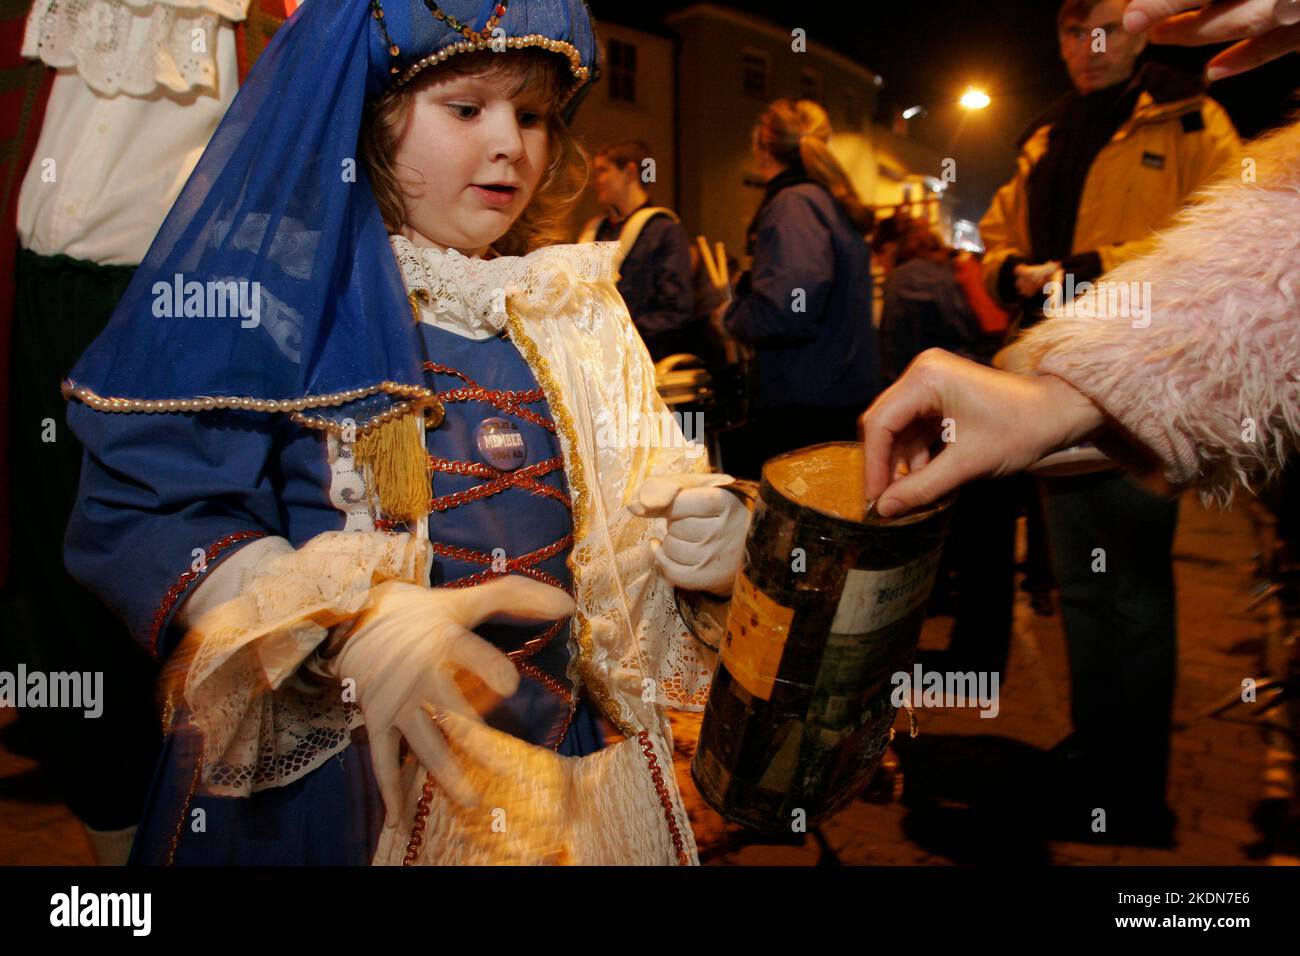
[721,98,880,477]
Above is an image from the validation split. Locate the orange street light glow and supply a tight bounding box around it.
[960,88,991,110]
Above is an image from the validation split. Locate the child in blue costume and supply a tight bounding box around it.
[61,0,751,865]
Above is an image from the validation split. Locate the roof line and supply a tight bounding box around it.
[664,2,880,84]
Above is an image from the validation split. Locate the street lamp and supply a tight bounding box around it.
[960,87,991,110]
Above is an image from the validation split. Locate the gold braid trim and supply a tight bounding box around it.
[408,289,428,325]
[502,299,639,738]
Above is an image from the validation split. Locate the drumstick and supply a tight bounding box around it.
[715,241,731,300]
[696,235,717,287]
[697,235,722,289]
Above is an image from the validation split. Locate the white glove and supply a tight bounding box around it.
[628,472,751,597]
[326,575,574,827]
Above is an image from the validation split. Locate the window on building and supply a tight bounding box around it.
[799,68,822,103]
[608,38,637,104]
[742,49,769,99]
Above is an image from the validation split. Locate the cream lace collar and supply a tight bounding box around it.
[390,233,620,341]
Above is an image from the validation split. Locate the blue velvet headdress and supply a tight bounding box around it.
[62,0,598,518]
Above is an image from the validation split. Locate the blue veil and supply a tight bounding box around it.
[63,0,598,442]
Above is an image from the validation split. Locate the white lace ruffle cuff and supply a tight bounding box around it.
[23,0,252,96]
[178,530,430,797]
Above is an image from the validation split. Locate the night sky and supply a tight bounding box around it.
[591,0,1299,221]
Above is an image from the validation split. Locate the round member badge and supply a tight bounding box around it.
[475,417,527,471]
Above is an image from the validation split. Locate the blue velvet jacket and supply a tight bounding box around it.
[65,319,609,864]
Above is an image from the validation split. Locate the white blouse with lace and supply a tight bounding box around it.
[18,0,248,263]
[23,0,249,95]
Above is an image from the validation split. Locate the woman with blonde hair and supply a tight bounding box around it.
[721,97,880,476]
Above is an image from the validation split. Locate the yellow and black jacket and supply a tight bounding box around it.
[980,62,1240,308]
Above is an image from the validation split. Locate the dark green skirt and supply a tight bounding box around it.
[2,248,160,832]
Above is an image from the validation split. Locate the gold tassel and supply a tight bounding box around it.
[354,411,431,524]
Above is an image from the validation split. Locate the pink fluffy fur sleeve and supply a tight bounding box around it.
[1017,118,1300,503]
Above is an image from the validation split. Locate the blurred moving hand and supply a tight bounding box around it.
[1125,0,1300,78]
[328,576,573,826]
[859,349,1106,518]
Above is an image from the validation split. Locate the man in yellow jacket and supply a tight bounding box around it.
[978,0,1239,849]
[981,0,1239,322]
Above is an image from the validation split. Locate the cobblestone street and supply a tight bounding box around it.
[669,494,1298,865]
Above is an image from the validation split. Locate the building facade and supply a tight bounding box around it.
[569,3,957,273]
